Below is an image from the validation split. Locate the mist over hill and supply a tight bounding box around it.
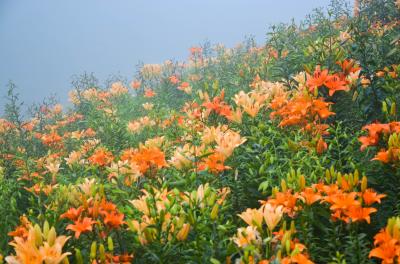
[0,0,331,113]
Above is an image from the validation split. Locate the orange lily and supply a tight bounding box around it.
[66,217,96,239]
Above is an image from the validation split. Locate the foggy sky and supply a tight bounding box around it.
[0,0,332,110]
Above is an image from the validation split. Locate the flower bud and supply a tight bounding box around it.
[330,166,335,179]
[75,249,83,264]
[285,239,291,255]
[352,91,358,101]
[376,71,385,77]
[382,101,388,114]
[107,236,114,252]
[208,192,217,206]
[361,176,368,192]
[337,173,342,186]
[188,211,195,225]
[43,221,50,238]
[176,223,190,241]
[210,204,219,220]
[313,87,319,97]
[272,186,279,197]
[289,222,294,234]
[299,175,306,190]
[281,179,287,192]
[99,243,106,262]
[353,170,359,184]
[33,224,43,247]
[361,77,370,87]
[391,102,397,116]
[90,241,97,260]
[47,227,56,246]
[325,169,331,183]
[277,250,282,261]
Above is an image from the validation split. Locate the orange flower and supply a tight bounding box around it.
[344,205,377,224]
[369,241,398,264]
[312,99,335,119]
[360,77,371,87]
[60,207,83,221]
[202,90,233,119]
[6,225,71,264]
[262,204,283,231]
[372,150,390,163]
[233,226,261,248]
[238,208,263,228]
[88,148,114,166]
[358,123,390,150]
[376,71,385,77]
[99,199,118,214]
[169,75,180,84]
[41,131,63,146]
[130,80,141,90]
[144,88,156,97]
[111,253,135,263]
[177,82,192,94]
[189,46,202,56]
[8,226,29,239]
[306,66,329,92]
[270,93,333,140]
[300,187,322,205]
[358,136,378,151]
[102,211,125,228]
[266,190,300,217]
[316,137,328,154]
[326,192,360,221]
[337,59,360,75]
[328,192,359,211]
[123,146,167,174]
[199,152,230,174]
[66,217,96,239]
[289,253,314,264]
[324,74,349,96]
[362,189,386,206]
[370,221,400,263]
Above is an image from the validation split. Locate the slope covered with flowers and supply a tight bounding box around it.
[0,1,400,263]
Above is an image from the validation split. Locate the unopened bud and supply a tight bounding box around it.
[299,175,306,190]
[361,176,368,192]
[210,204,219,220]
[43,221,50,238]
[314,87,319,97]
[382,101,388,114]
[90,241,97,260]
[325,169,331,183]
[208,192,217,206]
[107,236,114,251]
[272,186,279,197]
[391,102,397,116]
[281,179,287,192]
[99,243,106,262]
[354,170,359,184]
[47,227,56,246]
[34,224,43,247]
[75,249,83,264]
[290,221,296,233]
[176,223,190,241]
[285,239,291,254]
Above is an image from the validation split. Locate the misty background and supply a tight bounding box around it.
[0,0,332,111]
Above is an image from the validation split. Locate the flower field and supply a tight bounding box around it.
[0,1,400,263]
